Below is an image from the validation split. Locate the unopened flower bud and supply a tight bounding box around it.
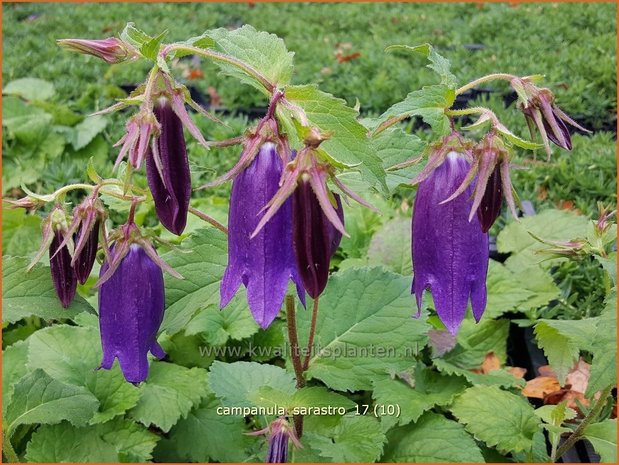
[49,230,77,308]
[146,100,191,235]
[292,179,344,299]
[57,37,134,64]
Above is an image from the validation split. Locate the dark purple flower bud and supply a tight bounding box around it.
[99,244,166,383]
[292,180,344,299]
[476,164,503,233]
[220,143,305,329]
[412,152,489,335]
[266,431,289,463]
[146,101,191,235]
[73,219,100,284]
[248,417,301,463]
[49,230,77,308]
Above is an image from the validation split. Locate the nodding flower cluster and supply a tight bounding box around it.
[12,34,587,401]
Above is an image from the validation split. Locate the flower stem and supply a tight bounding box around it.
[162,44,275,93]
[455,73,516,95]
[285,295,305,437]
[188,206,228,234]
[445,107,487,117]
[553,386,613,462]
[302,297,320,371]
[2,430,19,463]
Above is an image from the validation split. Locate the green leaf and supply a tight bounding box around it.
[297,267,430,391]
[596,253,617,286]
[25,418,159,462]
[290,387,356,411]
[311,415,385,463]
[433,357,524,388]
[185,297,259,346]
[382,412,485,462]
[451,385,540,454]
[374,84,455,137]
[120,22,152,52]
[3,78,56,101]
[372,363,467,429]
[140,29,168,61]
[5,369,99,434]
[386,43,457,89]
[283,84,386,191]
[587,291,617,396]
[2,339,30,413]
[27,325,141,424]
[129,361,209,432]
[497,124,544,150]
[70,115,107,151]
[497,209,590,270]
[2,95,53,143]
[2,207,42,257]
[442,318,510,369]
[206,24,294,91]
[209,361,296,409]
[534,319,598,384]
[583,420,617,463]
[160,228,228,335]
[169,394,252,462]
[366,217,412,275]
[2,257,92,324]
[369,126,426,190]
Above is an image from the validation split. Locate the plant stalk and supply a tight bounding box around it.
[188,206,228,234]
[285,295,305,437]
[303,297,320,371]
[2,430,19,463]
[455,73,516,95]
[553,386,613,462]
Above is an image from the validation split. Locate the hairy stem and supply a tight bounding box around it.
[2,431,19,463]
[554,386,613,462]
[303,297,320,371]
[455,73,516,95]
[285,295,305,437]
[188,206,228,234]
[162,44,275,93]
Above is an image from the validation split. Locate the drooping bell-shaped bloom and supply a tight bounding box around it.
[292,179,344,299]
[476,165,503,233]
[146,100,191,235]
[49,230,77,308]
[73,219,100,284]
[99,244,166,383]
[412,152,489,335]
[511,78,590,158]
[248,417,302,464]
[220,143,305,329]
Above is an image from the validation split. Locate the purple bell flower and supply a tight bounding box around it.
[73,219,100,284]
[220,143,305,329]
[292,179,344,299]
[49,230,77,308]
[412,152,489,335]
[99,244,166,383]
[146,100,191,235]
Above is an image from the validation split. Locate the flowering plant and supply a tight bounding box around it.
[2,19,616,465]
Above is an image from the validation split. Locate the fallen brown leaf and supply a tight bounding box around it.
[522,376,561,399]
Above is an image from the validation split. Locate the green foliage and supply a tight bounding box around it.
[296,267,430,391]
[582,420,617,463]
[451,385,541,454]
[2,257,93,323]
[383,413,485,462]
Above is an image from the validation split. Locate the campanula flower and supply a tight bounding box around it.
[248,417,302,463]
[220,143,305,329]
[57,37,137,64]
[99,243,166,383]
[512,78,590,158]
[292,179,344,299]
[412,151,489,335]
[50,230,77,308]
[146,100,191,235]
[73,219,100,285]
